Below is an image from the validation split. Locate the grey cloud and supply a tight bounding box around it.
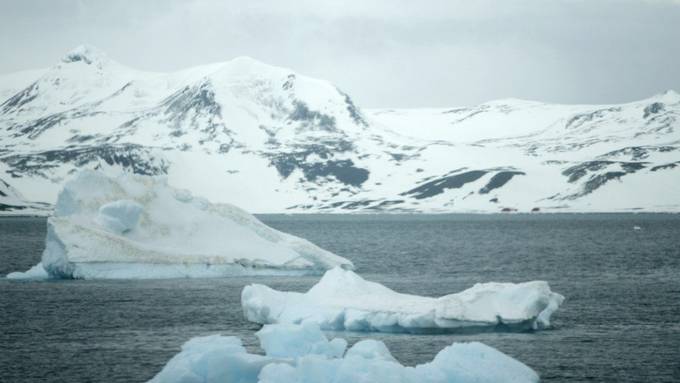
[0,0,679,107]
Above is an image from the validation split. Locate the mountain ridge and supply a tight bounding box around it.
[1,46,678,215]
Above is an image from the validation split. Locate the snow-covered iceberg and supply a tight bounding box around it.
[7,170,353,279]
[242,268,564,333]
[149,322,539,383]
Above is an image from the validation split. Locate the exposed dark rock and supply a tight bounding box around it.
[67,134,97,143]
[161,82,224,138]
[387,152,419,162]
[600,146,676,161]
[442,107,469,114]
[563,161,644,183]
[563,161,609,183]
[6,107,105,140]
[341,200,375,209]
[621,162,646,172]
[0,203,26,211]
[63,51,95,64]
[580,172,626,196]
[1,82,39,114]
[282,74,295,90]
[561,160,647,199]
[304,160,369,186]
[479,171,525,194]
[449,106,489,124]
[338,90,367,127]
[270,150,368,187]
[566,107,621,130]
[266,137,368,187]
[1,144,168,178]
[651,162,680,171]
[289,101,336,131]
[401,170,488,199]
[367,200,405,210]
[644,102,665,118]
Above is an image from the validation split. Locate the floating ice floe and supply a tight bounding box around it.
[242,268,564,333]
[149,322,539,383]
[7,170,353,280]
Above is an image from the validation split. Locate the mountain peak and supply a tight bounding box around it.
[644,89,680,105]
[662,89,679,100]
[220,55,290,75]
[228,55,262,65]
[62,44,110,66]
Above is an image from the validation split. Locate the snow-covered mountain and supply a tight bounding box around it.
[1,45,679,214]
[0,176,51,215]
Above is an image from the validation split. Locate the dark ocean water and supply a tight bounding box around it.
[1,214,679,382]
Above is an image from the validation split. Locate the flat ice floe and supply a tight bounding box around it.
[149,322,539,383]
[242,268,564,333]
[7,171,352,280]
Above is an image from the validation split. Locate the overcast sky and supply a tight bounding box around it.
[1,0,679,108]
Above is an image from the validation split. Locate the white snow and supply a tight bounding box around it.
[2,45,679,214]
[0,177,51,216]
[149,323,539,383]
[6,170,353,279]
[242,268,564,333]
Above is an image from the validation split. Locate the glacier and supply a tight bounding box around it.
[242,268,564,333]
[6,170,353,280]
[149,322,539,383]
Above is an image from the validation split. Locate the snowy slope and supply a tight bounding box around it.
[0,68,47,102]
[1,45,679,214]
[0,176,51,215]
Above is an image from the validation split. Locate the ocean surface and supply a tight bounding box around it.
[1,214,679,382]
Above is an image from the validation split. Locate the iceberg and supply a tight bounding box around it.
[149,322,539,383]
[7,171,353,279]
[242,268,564,333]
[6,262,49,280]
